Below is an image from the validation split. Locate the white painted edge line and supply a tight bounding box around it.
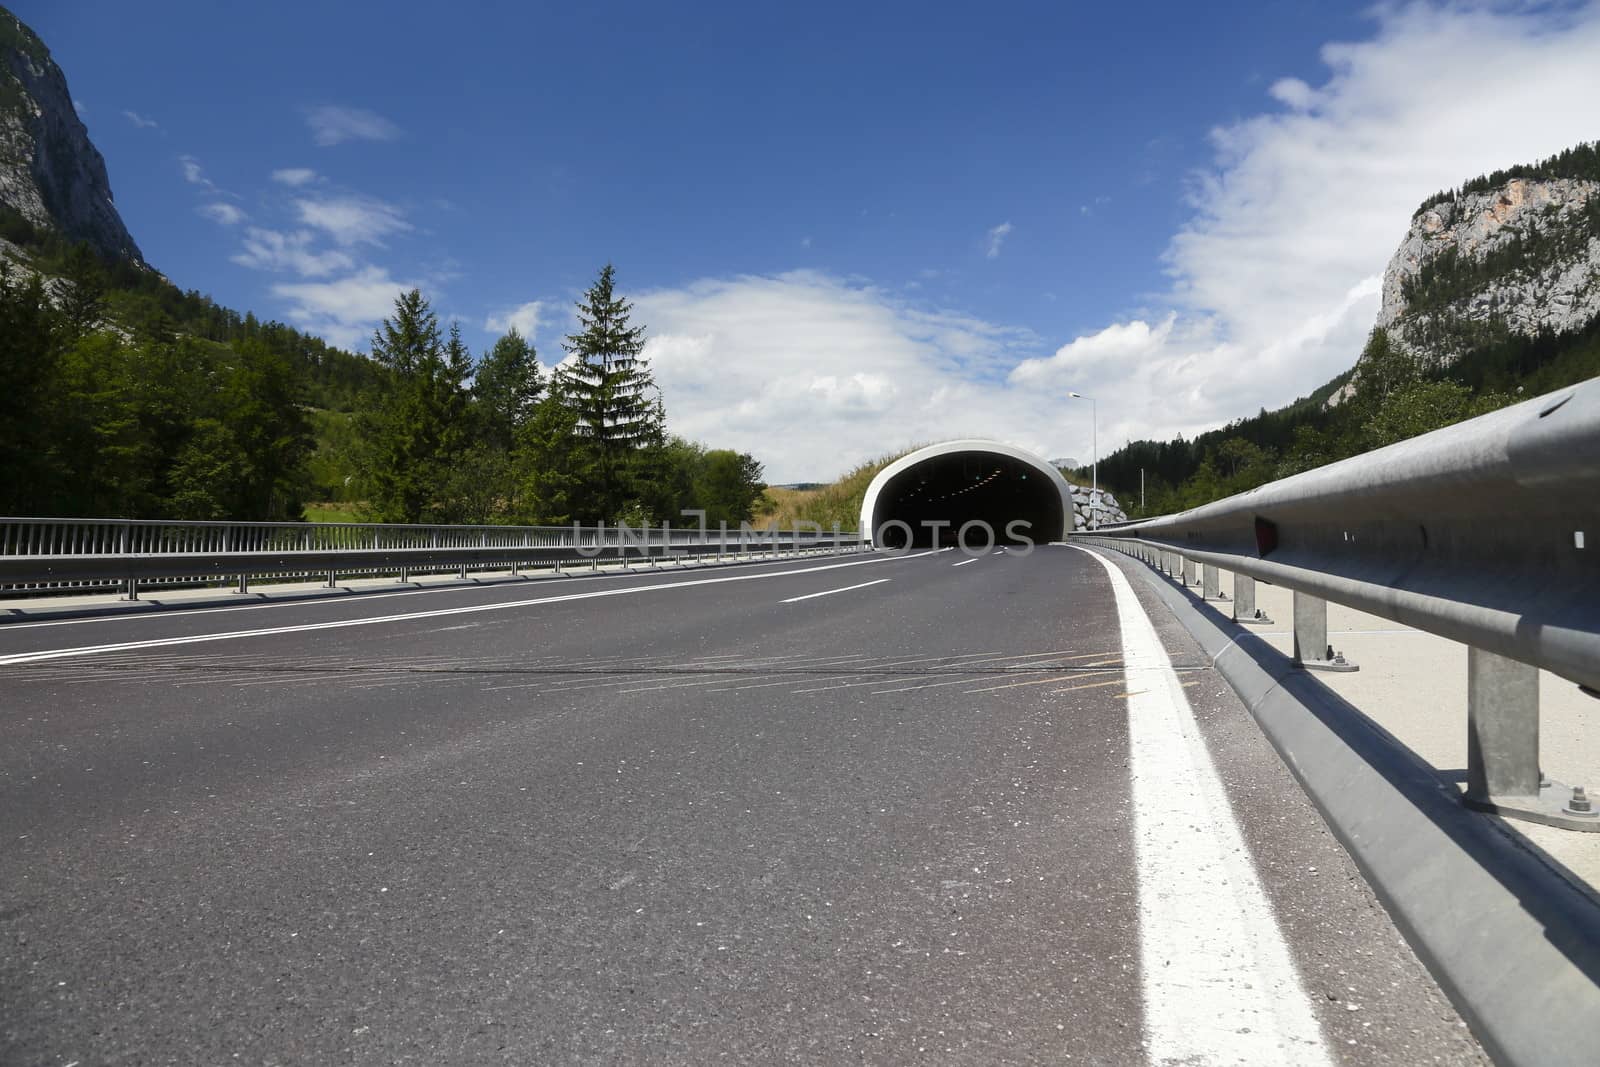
[0,552,935,666]
[0,550,872,632]
[1071,545,1332,1067]
[780,578,891,604]
[952,558,978,567]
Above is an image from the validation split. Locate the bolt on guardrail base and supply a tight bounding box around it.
[1292,592,1359,673]
[1466,781,1600,832]
[1230,575,1273,625]
[1463,646,1599,832]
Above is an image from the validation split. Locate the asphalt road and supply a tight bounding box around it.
[0,546,1487,1064]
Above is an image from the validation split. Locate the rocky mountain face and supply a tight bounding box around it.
[1,7,143,263]
[1377,175,1600,368]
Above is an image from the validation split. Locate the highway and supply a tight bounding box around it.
[0,546,1487,1064]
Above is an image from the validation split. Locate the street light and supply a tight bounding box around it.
[1068,391,1098,530]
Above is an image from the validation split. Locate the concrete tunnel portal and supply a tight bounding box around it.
[860,440,1075,549]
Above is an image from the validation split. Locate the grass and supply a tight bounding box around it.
[758,449,920,532]
[302,501,369,524]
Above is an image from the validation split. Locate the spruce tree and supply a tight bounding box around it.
[473,328,542,451]
[556,264,664,521]
[359,290,473,522]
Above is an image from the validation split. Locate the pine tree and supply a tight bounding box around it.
[0,262,61,511]
[358,290,473,522]
[556,264,664,521]
[473,327,542,451]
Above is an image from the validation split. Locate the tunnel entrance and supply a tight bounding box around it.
[860,441,1072,549]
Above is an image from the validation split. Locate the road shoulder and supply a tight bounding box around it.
[1095,547,1490,1067]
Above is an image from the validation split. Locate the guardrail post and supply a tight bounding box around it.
[1464,647,1599,830]
[1182,557,1196,587]
[1231,575,1272,624]
[123,574,138,601]
[236,573,249,595]
[1201,564,1225,601]
[1466,648,1541,802]
[327,569,337,589]
[1292,592,1357,672]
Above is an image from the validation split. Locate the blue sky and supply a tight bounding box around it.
[19,1,1600,481]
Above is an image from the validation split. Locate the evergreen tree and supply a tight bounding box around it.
[57,242,106,342]
[0,263,61,511]
[515,387,592,525]
[473,328,542,451]
[358,290,473,522]
[556,264,664,520]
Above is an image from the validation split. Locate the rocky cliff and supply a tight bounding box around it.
[1377,172,1600,367]
[0,6,142,263]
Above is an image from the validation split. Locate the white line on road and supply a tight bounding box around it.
[1073,546,1332,1066]
[779,579,890,604]
[952,557,978,567]
[0,552,937,666]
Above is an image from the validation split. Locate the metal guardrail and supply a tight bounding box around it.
[1077,374,1600,832]
[0,518,865,598]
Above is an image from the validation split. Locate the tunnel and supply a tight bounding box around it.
[860,440,1074,549]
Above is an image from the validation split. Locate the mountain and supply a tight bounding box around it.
[0,6,143,263]
[1379,148,1600,369]
[1092,142,1600,516]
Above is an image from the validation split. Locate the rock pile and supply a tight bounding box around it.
[1068,482,1127,531]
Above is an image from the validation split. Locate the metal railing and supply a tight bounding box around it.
[1076,374,1600,832]
[0,518,865,599]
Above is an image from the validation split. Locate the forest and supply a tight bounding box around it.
[1085,318,1600,518]
[0,210,767,528]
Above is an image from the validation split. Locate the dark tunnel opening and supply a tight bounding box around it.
[869,452,1065,549]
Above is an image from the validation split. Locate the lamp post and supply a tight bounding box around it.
[1068,391,1098,529]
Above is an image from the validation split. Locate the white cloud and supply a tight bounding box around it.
[634,271,1051,483]
[1140,1,1600,430]
[122,110,158,129]
[485,300,543,339]
[231,227,355,277]
[271,167,319,187]
[271,266,416,350]
[179,155,214,188]
[1009,317,1178,384]
[306,105,402,147]
[985,221,1013,259]
[294,195,411,246]
[72,99,87,116]
[198,202,246,226]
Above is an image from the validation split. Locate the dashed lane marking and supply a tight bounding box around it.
[779,578,891,604]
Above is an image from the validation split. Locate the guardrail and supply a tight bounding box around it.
[0,518,865,599]
[1076,374,1600,831]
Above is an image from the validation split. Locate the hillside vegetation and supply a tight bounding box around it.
[1095,145,1600,519]
[0,217,768,526]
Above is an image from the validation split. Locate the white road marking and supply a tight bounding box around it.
[788,676,918,694]
[0,553,887,632]
[952,557,979,567]
[779,579,891,604]
[0,553,937,666]
[961,673,1086,694]
[1073,546,1332,1066]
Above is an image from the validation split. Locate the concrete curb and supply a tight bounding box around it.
[1091,547,1600,1067]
